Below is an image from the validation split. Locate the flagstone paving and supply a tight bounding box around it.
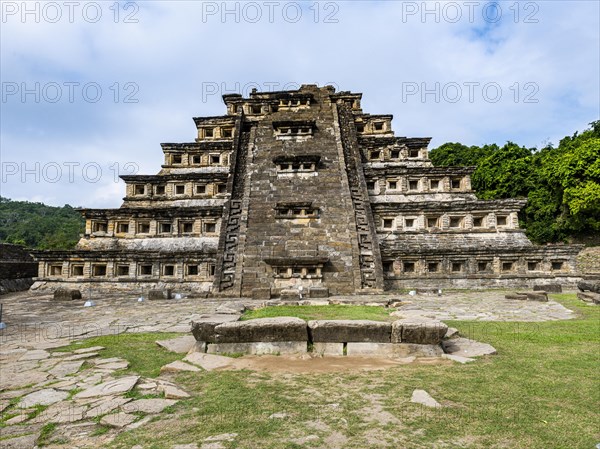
[0,289,577,448]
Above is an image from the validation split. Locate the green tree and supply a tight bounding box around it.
[0,197,84,249]
[471,142,533,200]
[429,142,496,167]
[429,121,600,244]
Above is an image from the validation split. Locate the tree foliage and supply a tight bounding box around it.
[0,197,84,249]
[429,121,600,243]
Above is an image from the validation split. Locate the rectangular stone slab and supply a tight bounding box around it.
[309,287,329,298]
[280,289,301,300]
[311,342,344,356]
[346,342,443,357]
[534,284,562,293]
[191,322,220,343]
[392,319,448,345]
[308,320,392,343]
[53,288,81,300]
[207,341,307,355]
[516,292,548,302]
[577,291,600,304]
[191,315,240,343]
[213,317,308,343]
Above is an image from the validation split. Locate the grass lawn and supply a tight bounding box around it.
[50,295,598,448]
[53,332,182,378]
[241,304,393,322]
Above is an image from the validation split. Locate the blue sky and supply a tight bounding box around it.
[1,0,599,208]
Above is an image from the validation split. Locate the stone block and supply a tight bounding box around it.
[148,289,172,300]
[308,320,391,343]
[213,317,308,343]
[577,291,600,304]
[346,342,443,357]
[53,288,81,301]
[527,293,548,302]
[505,293,527,300]
[346,342,392,356]
[188,341,208,353]
[207,341,307,355]
[191,314,240,343]
[280,289,301,300]
[577,280,600,293]
[392,319,448,345]
[534,284,562,293]
[308,287,329,298]
[516,292,548,302]
[191,321,219,343]
[252,288,271,300]
[311,342,344,356]
[298,300,330,306]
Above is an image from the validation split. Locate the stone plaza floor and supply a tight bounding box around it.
[0,289,578,448]
[0,289,576,352]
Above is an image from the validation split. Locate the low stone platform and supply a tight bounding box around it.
[191,316,450,357]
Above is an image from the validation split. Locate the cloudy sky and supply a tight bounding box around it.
[1,0,598,208]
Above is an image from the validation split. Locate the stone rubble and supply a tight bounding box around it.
[411,389,442,408]
[160,360,202,373]
[442,338,497,358]
[156,335,197,353]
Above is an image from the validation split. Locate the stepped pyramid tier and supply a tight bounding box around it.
[33,84,582,296]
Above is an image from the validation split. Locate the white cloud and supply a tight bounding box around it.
[1,0,598,207]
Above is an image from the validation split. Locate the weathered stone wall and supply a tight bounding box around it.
[385,276,583,290]
[577,247,600,276]
[0,244,38,278]
[30,280,212,294]
[0,243,38,294]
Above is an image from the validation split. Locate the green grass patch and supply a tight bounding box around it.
[52,332,182,378]
[27,404,49,421]
[125,389,164,400]
[241,304,393,321]
[219,352,245,358]
[90,425,111,437]
[37,422,57,447]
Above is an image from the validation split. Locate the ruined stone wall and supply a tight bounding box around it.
[32,249,216,293]
[577,247,600,276]
[0,243,38,294]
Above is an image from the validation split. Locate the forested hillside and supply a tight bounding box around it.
[430,121,600,244]
[0,197,84,250]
